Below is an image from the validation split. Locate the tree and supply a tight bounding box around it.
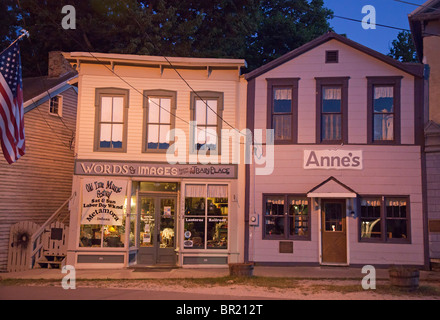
[388,30,418,63]
[1,0,333,77]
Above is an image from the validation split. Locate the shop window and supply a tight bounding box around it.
[316,77,349,144]
[94,88,129,152]
[184,184,228,250]
[143,90,176,153]
[360,196,409,243]
[367,77,401,144]
[267,78,299,144]
[263,195,310,240]
[79,223,126,248]
[190,91,223,154]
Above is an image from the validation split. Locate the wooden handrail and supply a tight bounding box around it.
[29,194,74,268]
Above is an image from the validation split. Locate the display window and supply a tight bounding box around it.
[184,184,228,250]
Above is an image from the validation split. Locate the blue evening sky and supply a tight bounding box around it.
[323,0,427,55]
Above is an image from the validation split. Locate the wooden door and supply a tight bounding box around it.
[321,199,347,264]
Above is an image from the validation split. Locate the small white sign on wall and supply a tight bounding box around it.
[304,150,363,170]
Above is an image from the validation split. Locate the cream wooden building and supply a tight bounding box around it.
[63,52,248,268]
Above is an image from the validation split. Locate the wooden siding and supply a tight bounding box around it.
[248,39,424,266]
[0,87,77,271]
[75,64,245,164]
[253,39,416,145]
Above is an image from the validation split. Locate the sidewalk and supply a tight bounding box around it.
[2,265,440,281]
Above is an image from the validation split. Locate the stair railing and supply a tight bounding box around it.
[29,194,74,269]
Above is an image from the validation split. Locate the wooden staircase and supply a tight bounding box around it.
[36,253,66,269]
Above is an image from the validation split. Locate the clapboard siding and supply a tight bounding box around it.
[0,87,77,271]
[248,38,424,266]
[75,65,241,164]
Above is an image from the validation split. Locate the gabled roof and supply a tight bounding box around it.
[23,71,78,113]
[244,32,424,81]
[307,176,358,198]
[408,0,440,62]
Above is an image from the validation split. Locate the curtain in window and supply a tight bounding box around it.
[374,86,393,99]
[323,88,341,100]
[185,184,206,197]
[274,89,292,100]
[207,185,228,198]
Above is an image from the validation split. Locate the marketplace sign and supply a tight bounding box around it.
[81,179,127,226]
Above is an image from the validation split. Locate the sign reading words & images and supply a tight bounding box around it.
[81,179,127,226]
[304,150,363,170]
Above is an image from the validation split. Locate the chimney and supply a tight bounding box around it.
[48,51,73,78]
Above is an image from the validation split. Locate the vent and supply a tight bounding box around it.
[326,50,339,63]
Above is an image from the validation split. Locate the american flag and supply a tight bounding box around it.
[0,42,25,164]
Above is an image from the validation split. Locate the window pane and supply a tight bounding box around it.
[374,114,394,141]
[205,127,218,151]
[207,217,227,249]
[112,97,124,122]
[79,225,102,247]
[184,217,205,249]
[148,98,160,123]
[265,217,285,236]
[273,114,291,140]
[274,88,292,113]
[322,87,341,112]
[324,203,343,231]
[265,196,284,215]
[185,197,206,215]
[386,219,407,239]
[160,98,171,123]
[103,224,124,247]
[360,198,382,239]
[148,124,159,149]
[159,125,170,149]
[112,124,123,148]
[322,114,341,141]
[196,100,206,125]
[288,198,309,237]
[206,100,218,125]
[100,123,112,148]
[101,97,112,122]
[374,86,394,113]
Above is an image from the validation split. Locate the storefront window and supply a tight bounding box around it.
[264,195,310,240]
[360,196,409,242]
[79,222,125,248]
[184,184,228,250]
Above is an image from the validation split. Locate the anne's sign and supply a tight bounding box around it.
[75,160,237,179]
[304,150,363,170]
[81,179,127,226]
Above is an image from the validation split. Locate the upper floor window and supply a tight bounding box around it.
[94,88,129,152]
[143,90,176,153]
[367,76,402,144]
[316,77,349,144]
[267,78,299,144]
[190,91,223,154]
[49,96,62,116]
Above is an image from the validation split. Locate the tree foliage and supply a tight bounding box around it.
[1,0,333,77]
[388,30,418,63]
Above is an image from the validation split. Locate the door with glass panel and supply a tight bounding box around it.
[138,196,177,265]
[321,199,347,264]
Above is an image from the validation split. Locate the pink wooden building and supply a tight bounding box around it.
[244,32,428,268]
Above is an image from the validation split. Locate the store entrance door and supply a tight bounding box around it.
[321,199,347,265]
[138,195,177,266]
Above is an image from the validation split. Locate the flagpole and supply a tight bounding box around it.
[0,29,29,55]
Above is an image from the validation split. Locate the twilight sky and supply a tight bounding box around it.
[323,0,427,55]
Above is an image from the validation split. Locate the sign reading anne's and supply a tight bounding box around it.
[75,160,237,179]
[81,179,127,226]
[304,150,363,170]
